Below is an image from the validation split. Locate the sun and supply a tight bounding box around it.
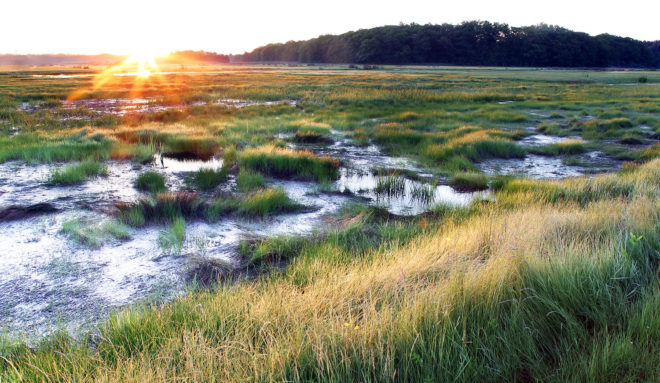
[126,54,157,77]
[66,48,175,102]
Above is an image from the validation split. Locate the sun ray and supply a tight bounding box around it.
[66,50,175,104]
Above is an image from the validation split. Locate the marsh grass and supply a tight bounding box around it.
[47,161,107,185]
[4,66,660,382]
[410,182,436,204]
[240,145,340,181]
[238,188,302,217]
[61,217,130,247]
[236,169,264,191]
[135,171,167,193]
[117,192,202,227]
[185,167,228,191]
[158,217,186,256]
[529,139,588,156]
[7,161,659,382]
[375,173,406,197]
[449,172,489,191]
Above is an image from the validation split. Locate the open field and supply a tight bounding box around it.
[1,64,659,381]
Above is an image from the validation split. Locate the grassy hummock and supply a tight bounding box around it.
[206,187,303,220]
[185,168,228,191]
[239,145,340,181]
[47,161,107,185]
[449,171,489,191]
[61,217,130,247]
[236,169,265,192]
[135,171,167,193]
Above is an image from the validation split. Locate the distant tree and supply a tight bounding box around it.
[244,22,657,68]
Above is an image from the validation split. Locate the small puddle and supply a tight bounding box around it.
[518,134,579,146]
[480,151,620,180]
[336,169,489,215]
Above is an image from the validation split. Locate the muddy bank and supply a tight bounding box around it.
[0,203,57,222]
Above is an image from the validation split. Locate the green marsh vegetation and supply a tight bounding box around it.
[4,160,660,382]
[60,217,130,247]
[239,145,340,181]
[134,171,167,193]
[236,169,265,191]
[2,65,660,381]
[47,160,107,185]
[184,167,228,191]
[449,171,489,191]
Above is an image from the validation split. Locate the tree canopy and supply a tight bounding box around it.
[244,22,659,68]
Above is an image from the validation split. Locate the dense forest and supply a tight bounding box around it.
[245,22,660,67]
[162,50,230,64]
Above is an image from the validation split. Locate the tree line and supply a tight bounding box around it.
[243,22,659,68]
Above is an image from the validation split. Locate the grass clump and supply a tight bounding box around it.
[110,143,155,164]
[185,167,228,191]
[206,188,301,220]
[47,161,107,185]
[238,188,301,216]
[530,139,588,156]
[293,131,332,144]
[135,171,167,193]
[239,145,339,181]
[425,129,526,165]
[410,182,436,204]
[375,173,406,197]
[158,217,186,256]
[449,171,489,191]
[619,134,645,145]
[236,169,265,191]
[117,192,202,227]
[61,217,130,247]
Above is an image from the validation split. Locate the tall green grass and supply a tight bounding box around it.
[185,168,228,191]
[47,161,107,185]
[240,145,340,181]
[236,169,265,191]
[135,171,167,193]
[60,217,130,247]
[449,171,489,191]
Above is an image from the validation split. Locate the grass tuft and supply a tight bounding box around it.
[47,161,107,185]
[449,172,489,191]
[240,145,339,181]
[185,168,228,191]
[135,171,167,193]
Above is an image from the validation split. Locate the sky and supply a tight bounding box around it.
[2,0,659,55]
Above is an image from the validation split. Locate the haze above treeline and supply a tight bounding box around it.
[3,21,659,68]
